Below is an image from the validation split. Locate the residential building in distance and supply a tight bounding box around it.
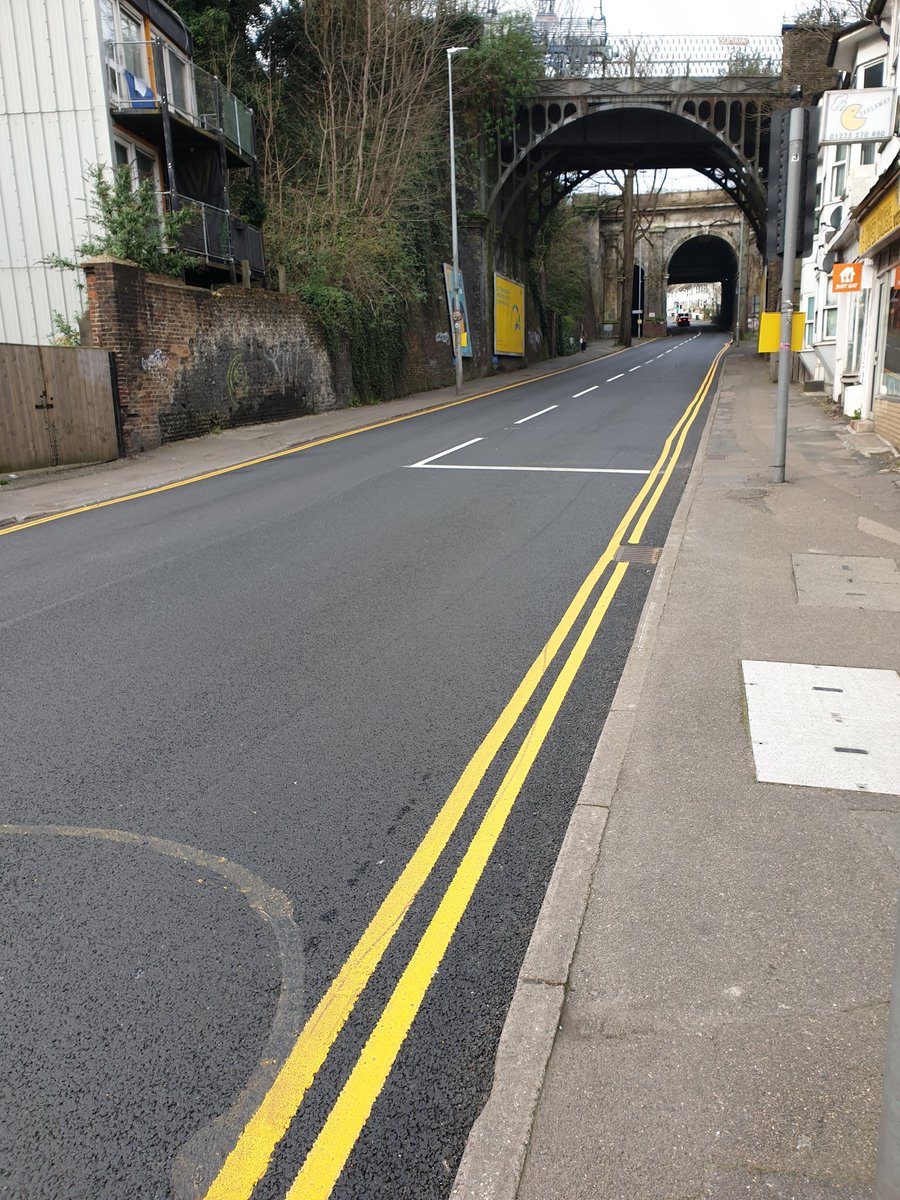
[799,0,900,451]
[0,0,263,346]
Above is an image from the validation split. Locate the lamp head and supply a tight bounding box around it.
[447,46,469,56]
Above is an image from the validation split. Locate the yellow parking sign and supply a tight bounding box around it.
[758,312,804,353]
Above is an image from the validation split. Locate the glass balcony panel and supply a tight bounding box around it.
[193,64,221,133]
[106,40,156,107]
[164,46,194,117]
[108,45,254,160]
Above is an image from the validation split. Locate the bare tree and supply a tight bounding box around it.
[790,1,870,23]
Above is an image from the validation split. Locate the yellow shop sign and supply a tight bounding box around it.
[859,186,900,255]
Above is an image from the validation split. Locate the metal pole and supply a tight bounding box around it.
[737,214,744,340]
[153,39,179,208]
[774,106,805,484]
[638,235,643,339]
[448,47,468,395]
[876,906,900,1200]
[619,168,634,347]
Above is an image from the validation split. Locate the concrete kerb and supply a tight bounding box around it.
[449,343,729,1200]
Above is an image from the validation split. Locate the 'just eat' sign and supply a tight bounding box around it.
[832,263,863,293]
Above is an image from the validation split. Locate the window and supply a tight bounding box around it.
[852,59,885,87]
[831,158,846,199]
[863,59,885,87]
[113,138,161,193]
[102,1,152,105]
[823,306,838,339]
[804,295,815,348]
[881,282,900,396]
[846,290,868,375]
[861,142,877,166]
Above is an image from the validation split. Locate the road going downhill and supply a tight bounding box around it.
[0,330,728,1200]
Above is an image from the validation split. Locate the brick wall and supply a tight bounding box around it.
[83,257,342,453]
[874,397,900,454]
[781,27,838,105]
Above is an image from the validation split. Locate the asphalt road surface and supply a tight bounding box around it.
[0,330,728,1200]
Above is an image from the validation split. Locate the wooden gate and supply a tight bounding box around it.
[0,343,121,471]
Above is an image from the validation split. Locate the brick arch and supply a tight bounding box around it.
[665,228,740,267]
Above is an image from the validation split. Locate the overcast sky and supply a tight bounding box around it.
[600,0,794,36]
[574,0,799,189]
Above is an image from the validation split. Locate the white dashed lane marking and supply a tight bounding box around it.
[515,405,558,424]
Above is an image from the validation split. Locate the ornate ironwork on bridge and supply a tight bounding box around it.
[489,70,787,247]
[533,29,783,80]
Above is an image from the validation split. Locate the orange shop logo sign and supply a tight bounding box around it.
[832,262,862,293]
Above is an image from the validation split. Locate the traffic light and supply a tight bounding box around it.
[766,106,820,260]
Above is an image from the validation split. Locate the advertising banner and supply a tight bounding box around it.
[443,264,473,358]
[821,88,896,143]
[494,273,525,356]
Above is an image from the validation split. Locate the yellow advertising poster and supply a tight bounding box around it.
[494,273,525,356]
[758,312,804,353]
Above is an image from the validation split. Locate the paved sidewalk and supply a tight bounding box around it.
[0,339,623,528]
[452,344,900,1200]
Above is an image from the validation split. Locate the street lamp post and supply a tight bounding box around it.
[447,46,469,395]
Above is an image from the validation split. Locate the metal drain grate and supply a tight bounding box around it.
[615,545,662,564]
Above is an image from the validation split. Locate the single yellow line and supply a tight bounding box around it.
[201,342,715,1200]
[0,346,639,540]
[287,562,631,1200]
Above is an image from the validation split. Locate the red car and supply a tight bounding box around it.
[676,314,690,327]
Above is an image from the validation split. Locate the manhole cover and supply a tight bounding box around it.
[615,545,662,564]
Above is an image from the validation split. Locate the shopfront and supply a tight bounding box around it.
[857,174,900,449]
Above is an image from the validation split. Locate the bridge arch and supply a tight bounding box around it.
[489,77,786,245]
[666,233,738,328]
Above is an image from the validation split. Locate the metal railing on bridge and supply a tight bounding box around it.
[531,29,782,79]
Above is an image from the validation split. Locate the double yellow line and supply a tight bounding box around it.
[203,339,730,1200]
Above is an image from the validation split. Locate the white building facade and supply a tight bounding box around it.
[799,0,900,451]
[0,0,261,347]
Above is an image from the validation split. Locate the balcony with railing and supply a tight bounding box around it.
[106,40,255,160]
[161,193,265,276]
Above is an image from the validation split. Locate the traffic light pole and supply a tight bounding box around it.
[773,106,805,484]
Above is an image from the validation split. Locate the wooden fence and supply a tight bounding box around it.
[0,343,121,472]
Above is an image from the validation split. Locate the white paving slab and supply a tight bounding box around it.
[742,660,900,795]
